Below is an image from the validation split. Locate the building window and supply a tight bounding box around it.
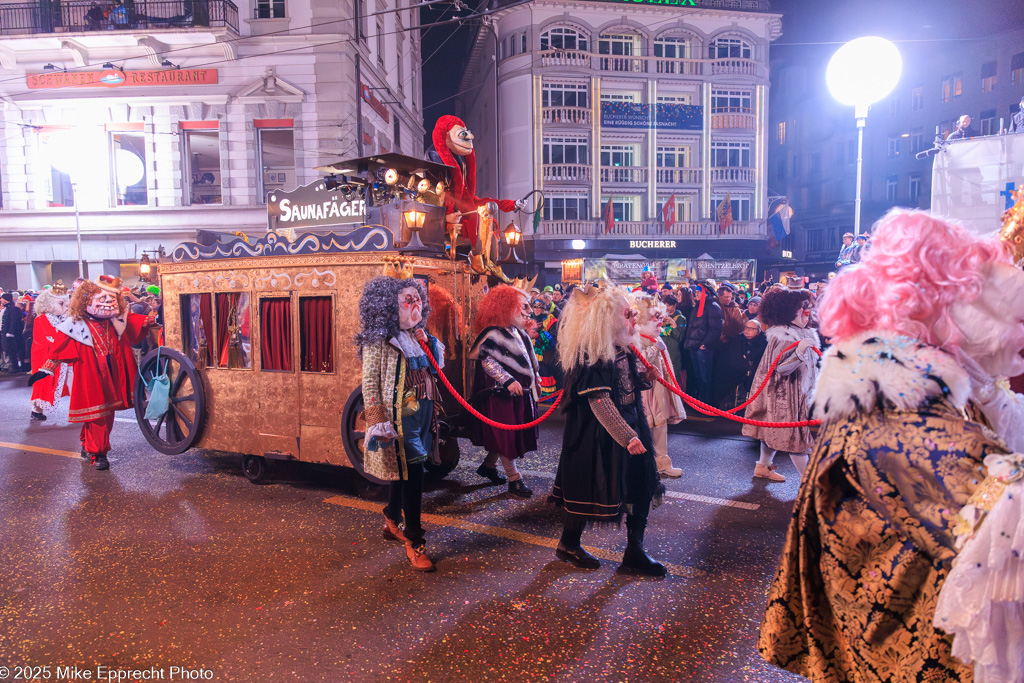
[888,96,899,116]
[600,92,638,103]
[777,121,786,145]
[600,144,637,167]
[393,119,401,152]
[540,26,588,52]
[908,173,921,202]
[656,194,693,221]
[598,33,640,57]
[982,61,997,92]
[376,20,385,67]
[886,176,898,203]
[806,229,825,253]
[656,146,690,168]
[911,86,924,111]
[980,109,998,135]
[792,154,800,176]
[941,73,963,102]
[886,136,900,159]
[542,82,589,108]
[183,128,221,206]
[543,193,589,220]
[255,0,285,18]
[600,195,638,222]
[354,0,366,42]
[910,128,924,153]
[110,132,147,206]
[1011,52,1024,85]
[258,128,295,199]
[543,136,589,165]
[711,194,750,221]
[711,89,752,113]
[711,141,750,168]
[776,159,786,180]
[708,37,751,59]
[656,93,690,104]
[654,35,689,59]
[809,151,821,174]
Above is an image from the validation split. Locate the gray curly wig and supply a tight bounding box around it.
[353,276,431,352]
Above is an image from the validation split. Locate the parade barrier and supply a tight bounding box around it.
[419,337,823,431]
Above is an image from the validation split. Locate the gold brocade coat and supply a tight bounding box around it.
[758,332,1009,683]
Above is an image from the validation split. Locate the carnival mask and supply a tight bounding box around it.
[512,297,530,331]
[87,291,119,319]
[398,286,423,330]
[54,297,69,316]
[792,300,813,329]
[951,262,1024,378]
[447,124,474,156]
[638,307,664,338]
[615,302,638,347]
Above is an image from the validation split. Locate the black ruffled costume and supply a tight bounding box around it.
[551,349,664,524]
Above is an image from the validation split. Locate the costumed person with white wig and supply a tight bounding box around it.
[550,281,666,576]
[29,281,71,421]
[634,296,685,478]
[355,270,444,573]
[758,208,1024,682]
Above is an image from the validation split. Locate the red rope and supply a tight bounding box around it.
[630,343,822,428]
[418,339,562,431]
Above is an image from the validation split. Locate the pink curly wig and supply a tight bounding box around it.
[818,209,1011,346]
[474,285,527,333]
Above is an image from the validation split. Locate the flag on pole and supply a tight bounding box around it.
[533,207,542,235]
[603,198,615,233]
[768,203,793,242]
[716,194,733,233]
[662,193,677,231]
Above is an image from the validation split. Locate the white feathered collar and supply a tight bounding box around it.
[811,330,970,421]
[55,313,129,348]
[766,324,820,346]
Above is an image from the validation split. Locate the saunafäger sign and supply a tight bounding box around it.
[267,178,366,231]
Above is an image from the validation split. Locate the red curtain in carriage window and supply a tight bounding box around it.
[260,298,293,371]
[300,297,334,373]
[215,293,238,367]
[198,293,213,366]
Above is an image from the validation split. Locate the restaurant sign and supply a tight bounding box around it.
[27,69,218,90]
[267,178,366,231]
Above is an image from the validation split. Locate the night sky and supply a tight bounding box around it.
[417,0,1024,141]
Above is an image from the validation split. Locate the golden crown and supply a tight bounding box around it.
[51,279,67,295]
[1000,188,1024,265]
[510,273,538,294]
[382,256,415,280]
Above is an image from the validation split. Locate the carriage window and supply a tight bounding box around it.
[181,293,213,367]
[260,297,293,372]
[215,292,252,369]
[299,296,334,373]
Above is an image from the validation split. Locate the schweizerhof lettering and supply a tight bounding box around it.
[279,198,366,223]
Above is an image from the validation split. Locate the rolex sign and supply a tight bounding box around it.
[267,178,366,232]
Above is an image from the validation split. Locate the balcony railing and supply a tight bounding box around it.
[711,110,757,130]
[0,0,239,36]
[541,107,592,125]
[709,167,755,183]
[600,166,647,183]
[537,50,767,79]
[655,168,702,184]
[539,49,591,68]
[542,164,592,182]
[535,220,764,238]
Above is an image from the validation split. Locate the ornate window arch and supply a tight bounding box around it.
[540,25,590,52]
[654,30,697,59]
[598,28,643,56]
[707,33,752,59]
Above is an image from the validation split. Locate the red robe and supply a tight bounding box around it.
[47,314,150,423]
[30,314,71,408]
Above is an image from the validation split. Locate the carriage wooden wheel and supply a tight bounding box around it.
[134,347,207,455]
[341,386,461,484]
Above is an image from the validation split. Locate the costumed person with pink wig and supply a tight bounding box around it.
[427,115,524,252]
[758,209,1024,682]
[468,284,540,498]
[741,280,820,483]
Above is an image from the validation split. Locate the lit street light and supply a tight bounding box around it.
[826,36,902,236]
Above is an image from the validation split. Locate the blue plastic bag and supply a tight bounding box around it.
[143,347,171,420]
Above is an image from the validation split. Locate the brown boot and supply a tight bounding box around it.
[383,515,407,543]
[404,541,436,572]
[754,463,785,482]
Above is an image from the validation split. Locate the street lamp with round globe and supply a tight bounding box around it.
[826,36,902,236]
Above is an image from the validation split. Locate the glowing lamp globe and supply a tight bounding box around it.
[826,37,902,108]
[115,149,145,188]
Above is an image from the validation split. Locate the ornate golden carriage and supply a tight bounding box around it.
[134,155,489,484]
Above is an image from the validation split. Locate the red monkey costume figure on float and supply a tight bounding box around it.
[30,275,158,471]
[428,115,523,258]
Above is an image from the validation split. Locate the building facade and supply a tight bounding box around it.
[0,0,424,289]
[456,0,781,277]
[768,26,1024,280]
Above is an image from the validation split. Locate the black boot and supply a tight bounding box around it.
[555,516,600,569]
[80,449,90,461]
[92,453,110,471]
[508,479,533,498]
[620,513,666,577]
[30,411,46,421]
[476,463,506,485]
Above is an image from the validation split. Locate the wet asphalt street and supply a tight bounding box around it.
[0,373,805,683]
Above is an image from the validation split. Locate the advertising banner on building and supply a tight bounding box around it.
[584,258,667,282]
[600,102,702,131]
[582,258,756,284]
[691,258,756,281]
[931,135,1024,235]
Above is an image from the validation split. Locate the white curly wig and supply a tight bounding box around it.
[34,289,69,317]
[557,281,633,373]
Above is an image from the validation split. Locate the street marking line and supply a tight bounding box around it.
[519,469,760,511]
[322,494,701,578]
[114,418,137,424]
[0,440,80,459]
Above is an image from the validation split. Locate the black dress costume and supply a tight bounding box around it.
[551,349,663,523]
